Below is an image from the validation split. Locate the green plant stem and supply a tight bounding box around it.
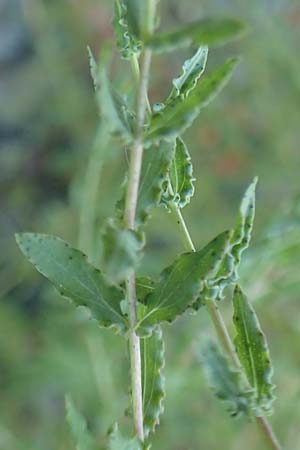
[123,1,156,440]
[130,54,152,115]
[170,201,282,450]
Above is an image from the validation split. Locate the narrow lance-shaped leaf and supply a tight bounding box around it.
[230,177,257,268]
[233,285,275,414]
[170,46,208,99]
[87,46,99,91]
[124,0,147,39]
[87,47,134,139]
[141,327,165,437]
[108,424,142,450]
[164,137,195,208]
[146,18,247,53]
[136,230,230,337]
[15,233,127,334]
[96,63,133,141]
[101,219,144,283]
[200,341,254,417]
[200,178,257,305]
[65,395,95,450]
[145,58,239,144]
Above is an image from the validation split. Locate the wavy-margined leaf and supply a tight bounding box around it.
[164,138,195,208]
[15,233,127,334]
[108,424,142,450]
[65,395,95,450]
[141,327,165,437]
[200,341,253,417]
[101,220,144,283]
[136,231,230,336]
[170,46,208,99]
[230,177,257,267]
[117,141,175,225]
[232,285,275,414]
[145,58,239,144]
[146,18,247,53]
[136,140,175,225]
[113,0,142,59]
[195,178,257,307]
[217,178,257,286]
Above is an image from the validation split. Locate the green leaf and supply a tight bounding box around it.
[136,230,230,336]
[200,341,253,417]
[165,138,195,208]
[15,233,127,334]
[198,178,257,305]
[101,220,144,283]
[117,141,175,225]
[87,47,134,140]
[113,1,142,59]
[65,395,95,450]
[141,327,165,437]
[145,58,239,144]
[87,46,99,91]
[136,140,175,225]
[97,66,133,140]
[230,177,257,269]
[124,0,146,39]
[146,18,247,53]
[170,46,208,99]
[232,285,275,414]
[108,424,142,450]
[136,276,155,304]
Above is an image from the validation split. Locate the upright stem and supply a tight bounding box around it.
[170,202,282,450]
[124,49,152,442]
[123,2,156,440]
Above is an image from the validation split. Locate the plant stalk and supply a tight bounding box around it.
[123,1,156,440]
[170,202,282,450]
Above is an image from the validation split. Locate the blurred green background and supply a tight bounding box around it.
[1,0,300,449]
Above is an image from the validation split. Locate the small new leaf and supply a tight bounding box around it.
[145,58,239,143]
[233,285,275,414]
[136,231,230,336]
[117,141,175,225]
[141,327,165,437]
[15,233,127,334]
[171,46,208,99]
[108,424,142,450]
[166,138,195,208]
[65,395,95,450]
[200,341,253,417]
[146,18,247,53]
[101,219,144,283]
[136,140,175,224]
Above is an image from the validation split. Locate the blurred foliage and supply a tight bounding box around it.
[1,0,300,448]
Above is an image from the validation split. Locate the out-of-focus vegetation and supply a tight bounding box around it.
[1,0,300,449]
